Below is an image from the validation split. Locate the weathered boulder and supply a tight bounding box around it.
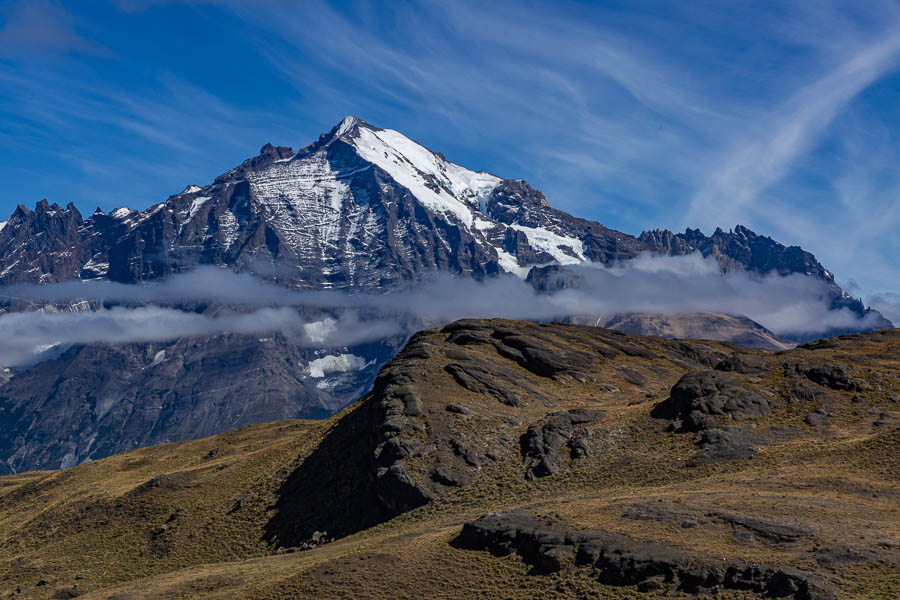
[494,333,595,378]
[715,352,770,374]
[783,359,861,391]
[692,427,757,463]
[520,409,604,479]
[651,370,769,431]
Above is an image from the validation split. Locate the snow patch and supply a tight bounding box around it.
[247,152,356,255]
[495,248,531,278]
[509,224,585,265]
[334,115,359,137]
[149,350,166,367]
[306,353,371,378]
[0,221,6,233]
[110,207,134,219]
[474,217,498,231]
[59,452,77,470]
[182,196,211,230]
[82,256,109,277]
[217,211,240,247]
[183,185,202,194]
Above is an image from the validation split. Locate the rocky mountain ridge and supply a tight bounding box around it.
[0,117,883,314]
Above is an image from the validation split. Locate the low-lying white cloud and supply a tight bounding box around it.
[869,292,900,325]
[0,306,400,368]
[0,256,888,368]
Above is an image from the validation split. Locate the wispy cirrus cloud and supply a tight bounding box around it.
[2,0,899,302]
[686,25,900,230]
[0,0,110,57]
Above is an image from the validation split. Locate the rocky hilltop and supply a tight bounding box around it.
[0,320,896,599]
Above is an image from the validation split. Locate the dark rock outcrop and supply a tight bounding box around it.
[520,409,604,479]
[715,352,771,374]
[782,359,861,392]
[692,427,758,463]
[639,225,892,337]
[651,370,770,431]
[454,510,832,599]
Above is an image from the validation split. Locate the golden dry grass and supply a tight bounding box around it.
[0,322,897,599]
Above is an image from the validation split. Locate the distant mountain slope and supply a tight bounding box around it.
[601,312,794,350]
[0,332,392,474]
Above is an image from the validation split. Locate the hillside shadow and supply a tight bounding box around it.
[263,397,393,548]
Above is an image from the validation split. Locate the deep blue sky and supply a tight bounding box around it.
[1,0,899,308]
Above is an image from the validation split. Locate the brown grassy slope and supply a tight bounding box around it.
[0,320,897,599]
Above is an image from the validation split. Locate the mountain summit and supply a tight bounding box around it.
[0,115,885,323]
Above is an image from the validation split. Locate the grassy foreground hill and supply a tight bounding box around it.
[0,320,897,599]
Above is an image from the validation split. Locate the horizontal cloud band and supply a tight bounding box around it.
[0,253,885,368]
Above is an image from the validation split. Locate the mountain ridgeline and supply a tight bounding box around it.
[0,116,892,473]
[0,117,882,312]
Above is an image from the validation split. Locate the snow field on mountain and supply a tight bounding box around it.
[351,126,499,228]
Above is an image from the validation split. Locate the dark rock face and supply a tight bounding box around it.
[264,336,436,548]
[263,319,668,548]
[651,370,770,431]
[453,510,832,599]
[660,339,728,368]
[692,427,758,463]
[520,409,604,479]
[443,319,601,381]
[525,264,584,293]
[640,225,828,280]
[782,359,861,392]
[265,329,501,547]
[0,333,391,472]
[0,201,93,284]
[715,352,771,374]
[649,363,802,463]
[445,362,525,407]
[639,226,892,336]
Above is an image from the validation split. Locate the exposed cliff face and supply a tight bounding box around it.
[0,332,396,473]
[638,225,885,329]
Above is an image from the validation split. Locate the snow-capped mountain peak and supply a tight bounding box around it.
[333,115,363,138]
[322,116,503,226]
[0,114,883,338]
